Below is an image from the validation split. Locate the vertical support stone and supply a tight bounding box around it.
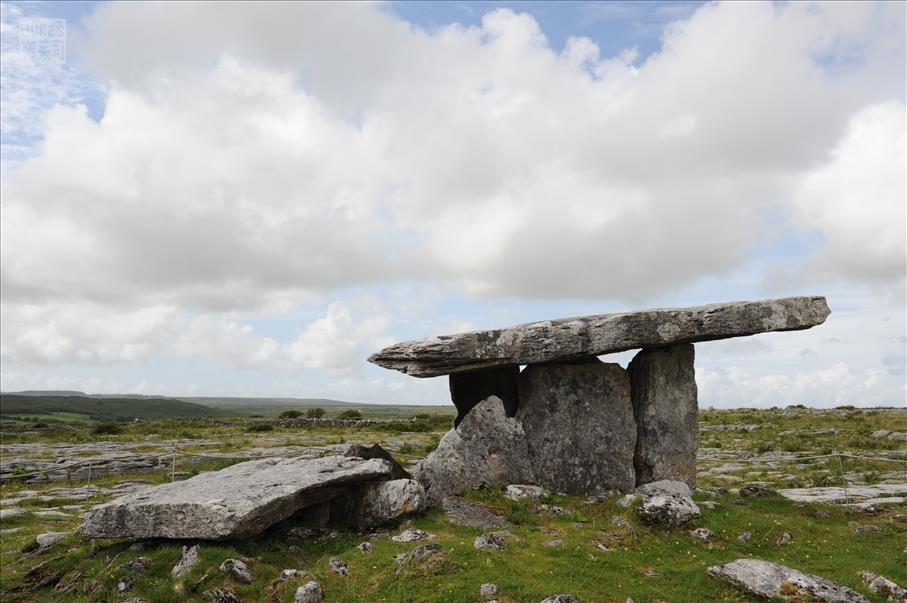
[516,359,636,494]
[449,365,520,427]
[628,344,698,488]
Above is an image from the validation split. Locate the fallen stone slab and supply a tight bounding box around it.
[708,558,869,602]
[343,443,411,481]
[778,484,907,505]
[860,571,906,601]
[369,297,830,377]
[82,456,392,539]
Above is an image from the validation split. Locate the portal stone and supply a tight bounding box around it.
[516,359,636,494]
[629,344,698,487]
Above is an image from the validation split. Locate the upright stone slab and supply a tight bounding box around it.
[517,359,636,494]
[629,344,698,487]
[413,396,534,503]
[449,365,520,427]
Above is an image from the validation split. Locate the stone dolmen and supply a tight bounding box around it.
[368,296,830,502]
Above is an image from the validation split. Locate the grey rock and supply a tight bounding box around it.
[618,494,639,508]
[740,485,776,497]
[219,559,253,584]
[295,581,325,603]
[629,344,698,487]
[35,531,70,548]
[329,557,348,577]
[474,531,508,550]
[441,496,509,529]
[413,397,534,503]
[357,542,372,553]
[0,527,23,535]
[636,480,693,498]
[778,484,907,505]
[82,456,392,539]
[737,532,752,543]
[172,545,200,578]
[638,494,700,527]
[505,484,548,501]
[775,532,792,547]
[203,587,242,603]
[860,571,907,601]
[690,527,714,541]
[481,583,499,598]
[394,543,447,575]
[543,538,565,547]
[122,557,152,573]
[343,443,410,480]
[117,579,134,592]
[540,596,579,603]
[708,558,869,602]
[368,297,830,377]
[330,479,425,530]
[0,507,26,520]
[450,365,520,426]
[392,528,434,543]
[517,361,636,494]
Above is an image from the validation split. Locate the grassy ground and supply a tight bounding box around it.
[0,407,904,602]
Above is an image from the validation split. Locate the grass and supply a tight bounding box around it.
[0,406,904,602]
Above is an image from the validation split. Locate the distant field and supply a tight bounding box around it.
[0,395,233,422]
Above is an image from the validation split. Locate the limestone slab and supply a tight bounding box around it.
[82,456,392,539]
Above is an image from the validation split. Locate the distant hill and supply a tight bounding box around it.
[9,390,88,397]
[0,394,233,421]
[177,396,359,408]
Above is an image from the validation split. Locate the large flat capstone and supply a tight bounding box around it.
[82,456,392,539]
[368,297,829,377]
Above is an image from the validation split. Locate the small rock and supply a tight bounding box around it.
[536,503,566,516]
[540,596,578,603]
[610,515,636,537]
[392,528,434,543]
[288,527,337,540]
[774,532,792,547]
[203,587,242,603]
[0,507,27,520]
[690,527,714,541]
[739,485,776,498]
[815,510,830,519]
[219,559,253,584]
[505,484,547,501]
[0,527,23,536]
[279,569,303,579]
[116,579,134,593]
[394,543,451,577]
[737,532,752,543]
[441,496,509,529]
[618,494,639,508]
[35,531,70,548]
[636,480,693,498]
[699,501,719,510]
[860,571,907,601]
[122,557,152,573]
[852,524,879,534]
[172,545,200,578]
[542,539,565,547]
[294,581,324,603]
[474,531,507,551]
[590,540,610,552]
[638,494,700,527]
[329,557,349,577]
[357,542,372,553]
[481,583,499,599]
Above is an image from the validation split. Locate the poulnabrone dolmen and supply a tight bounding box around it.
[368,296,830,503]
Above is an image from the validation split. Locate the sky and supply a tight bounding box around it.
[0,1,904,408]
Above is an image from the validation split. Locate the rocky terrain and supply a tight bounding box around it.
[0,405,904,602]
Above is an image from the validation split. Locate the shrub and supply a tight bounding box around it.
[91,421,123,435]
[335,410,363,420]
[278,410,302,419]
[247,422,274,432]
[305,407,326,419]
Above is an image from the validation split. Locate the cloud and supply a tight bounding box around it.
[0,2,904,405]
[697,362,901,408]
